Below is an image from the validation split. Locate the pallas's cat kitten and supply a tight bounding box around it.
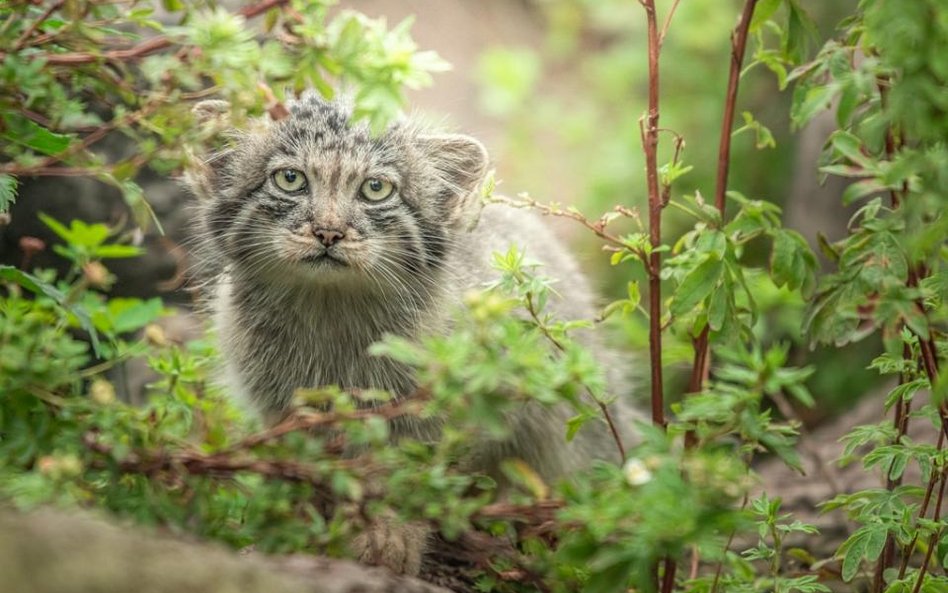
[188,93,628,574]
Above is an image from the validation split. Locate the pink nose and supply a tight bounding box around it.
[313,228,345,247]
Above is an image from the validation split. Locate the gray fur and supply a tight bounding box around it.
[188,94,637,573]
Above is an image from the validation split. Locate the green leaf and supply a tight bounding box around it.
[841,179,887,206]
[733,111,776,149]
[110,298,164,334]
[0,265,102,356]
[839,524,888,582]
[37,212,73,242]
[750,0,785,33]
[707,280,729,332]
[831,131,875,170]
[792,82,838,127]
[0,174,17,213]
[0,115,73,156]
[626,281,641,310]
[785,0,818,64]
[583,558,632,593]
[771,229,816,293]
[671,256,724,318]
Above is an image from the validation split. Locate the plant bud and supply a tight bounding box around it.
[144,323,169,346]
[82,261,111,288]
[90,378,116,405]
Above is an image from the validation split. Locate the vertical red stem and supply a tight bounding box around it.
[641,2,670,590]
[686,0,759,397]
[642,0,664,430]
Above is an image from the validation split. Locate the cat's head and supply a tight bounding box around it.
[187,93,488,289]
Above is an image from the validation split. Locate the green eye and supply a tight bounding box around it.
[360,178,394,201]
[273,169,306,192]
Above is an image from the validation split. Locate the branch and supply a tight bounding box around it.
[522,292,626,460]
[488,194,652,274]
[659,0,682,48]
[640,3,674,591]
[3,0,290,66]
[910,465,947,593]
[640,0,664,431]
[686,0,759,398]
[13,0,65,51]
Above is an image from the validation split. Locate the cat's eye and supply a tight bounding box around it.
[360,178,394,202]
[273,169,307,192]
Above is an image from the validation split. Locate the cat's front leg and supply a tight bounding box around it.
[351,514,429,576]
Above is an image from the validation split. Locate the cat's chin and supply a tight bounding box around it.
[288,255,373,288]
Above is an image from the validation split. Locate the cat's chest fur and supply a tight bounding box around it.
[213,276,447,416]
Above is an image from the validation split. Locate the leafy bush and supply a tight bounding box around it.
[1,1,946,593]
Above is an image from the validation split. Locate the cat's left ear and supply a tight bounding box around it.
[418,134,489,225]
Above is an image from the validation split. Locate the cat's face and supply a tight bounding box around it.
[191,95,488,290]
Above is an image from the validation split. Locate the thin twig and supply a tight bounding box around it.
[873,344,913,593]
[523,292,626,460]
[898,427,946,578]
[489,194,652,274]
[910,466,946,593]
[229,395,426,452]
[0,99,162,176]
[12,0,65,50]
[659,0,682,48]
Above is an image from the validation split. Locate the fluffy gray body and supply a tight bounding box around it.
[189,94,632,572]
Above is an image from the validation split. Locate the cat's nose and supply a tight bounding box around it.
[313,228,345,247]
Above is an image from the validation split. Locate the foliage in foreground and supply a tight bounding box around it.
[1,1,947,593]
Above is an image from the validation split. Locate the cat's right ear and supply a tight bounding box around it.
[416,134,489,227]
[185,101,234,201]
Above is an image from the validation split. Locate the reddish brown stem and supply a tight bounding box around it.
[873,345,914,593]
[640,1,672,590]
[715,0,759,213]
[910,467,946,593]
[685,0,759,400]
[898,427,945,578]
[640,0,664,430]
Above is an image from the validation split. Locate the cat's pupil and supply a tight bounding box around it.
[284,171,297,182]
[369,179,382,192]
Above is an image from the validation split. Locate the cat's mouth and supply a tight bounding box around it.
[300,252,349,267]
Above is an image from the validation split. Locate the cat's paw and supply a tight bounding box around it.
[352,518,428,576]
